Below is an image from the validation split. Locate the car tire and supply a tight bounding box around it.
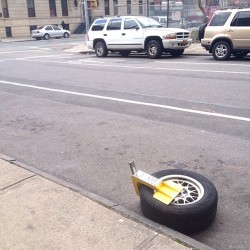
[212,41,231,61]
[146,40,163,59]
[119,50,131,57]
[63,32,69,38]
[198,24,207,41]
[43,33,50,40]
[139,169,218,234]
[170,49,184,57]
[95,41,108,57]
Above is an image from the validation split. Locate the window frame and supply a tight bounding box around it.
[49,0,57,17]
[1,0,9,18]
[61,0,68,16]
[27,0,36,17]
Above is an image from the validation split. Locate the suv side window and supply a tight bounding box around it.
[107,18,122,30]
[124,18,138,29]
[231,12,250,27]
[209,12,231,26]
[91,19,107,31]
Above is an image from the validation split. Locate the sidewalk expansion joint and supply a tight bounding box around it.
[0,174,36,191]
[134,233,159,250]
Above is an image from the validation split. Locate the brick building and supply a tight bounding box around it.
[0,0,146,39]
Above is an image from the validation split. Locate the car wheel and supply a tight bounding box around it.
[198,24,207,41]
[63,32,69,38]
[43,33,50,40]
[170,49,184,57]
[139,169,218,234]
[119,50,131,57]
[212,41,231,61]
[95,41,108,57]
[146,40,163,59]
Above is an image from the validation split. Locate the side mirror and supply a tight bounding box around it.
[131,25,139,30]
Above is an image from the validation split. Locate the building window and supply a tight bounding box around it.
[139,0,143,15]
[5,27,12,37]
[30,25,37,33]
[127,0,131,15]
[104,0,110,15]
[49,0,57,17]
[113,0,118,16]
[27,0,36,17]
[1,0,9,18]
[61,0,68,16]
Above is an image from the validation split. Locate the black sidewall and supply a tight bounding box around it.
[139,169,218,234]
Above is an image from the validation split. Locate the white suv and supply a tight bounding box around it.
[86,16,192,59]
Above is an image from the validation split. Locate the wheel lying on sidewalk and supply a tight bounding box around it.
[139,169,218,234]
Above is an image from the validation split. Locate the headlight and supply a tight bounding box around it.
[163,33,176,39]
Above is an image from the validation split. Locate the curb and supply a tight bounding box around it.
[0,153,214,250]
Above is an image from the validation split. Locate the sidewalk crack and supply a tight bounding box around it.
[0,174,36,191]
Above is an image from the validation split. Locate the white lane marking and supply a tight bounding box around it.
[158,61,250,67]
[0,54,74,62]
[17,59,250,75]
[0,49,49,55]
[0,79,249,122]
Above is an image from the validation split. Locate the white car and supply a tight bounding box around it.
[31,25,70,40]
[87,16,192,59]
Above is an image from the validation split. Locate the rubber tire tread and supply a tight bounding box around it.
[212,41,231,61]
[139,169,218,234]
[95,42,108,57]
[146,40,163,59]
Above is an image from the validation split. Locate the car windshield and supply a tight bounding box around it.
[209,12,232,26]
[136,17,163,28]
[37,26,45,30]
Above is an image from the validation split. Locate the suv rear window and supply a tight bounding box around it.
[209,12,231,26]
[91,19,107,31]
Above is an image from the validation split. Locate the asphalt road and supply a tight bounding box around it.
[0,38,250,250]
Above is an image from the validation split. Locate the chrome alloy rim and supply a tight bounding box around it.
[96,45,104,56]
[158,175,205,205]
[215,44,228,58]
[148,44,158,56]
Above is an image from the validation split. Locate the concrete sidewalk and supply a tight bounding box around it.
[0,155,214,250]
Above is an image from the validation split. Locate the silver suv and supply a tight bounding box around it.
[201,8,250,60]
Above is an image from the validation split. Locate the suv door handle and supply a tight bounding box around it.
[103,34,107,36]
[122,33,126,35]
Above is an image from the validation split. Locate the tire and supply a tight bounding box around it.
[119,50,131,57]
[63,32,69,38]
[198,24,207,41]
[170,49,184,57]
[212,41,231,61]
[95,41,108,57]
[146,40,163,59]
[139,169,218,234]
[43,33,50,40]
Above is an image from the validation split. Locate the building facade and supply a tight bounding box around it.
[0,0,150,38]
[1,0,249,39]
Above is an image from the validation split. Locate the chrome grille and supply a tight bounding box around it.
[176,32,189,39]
